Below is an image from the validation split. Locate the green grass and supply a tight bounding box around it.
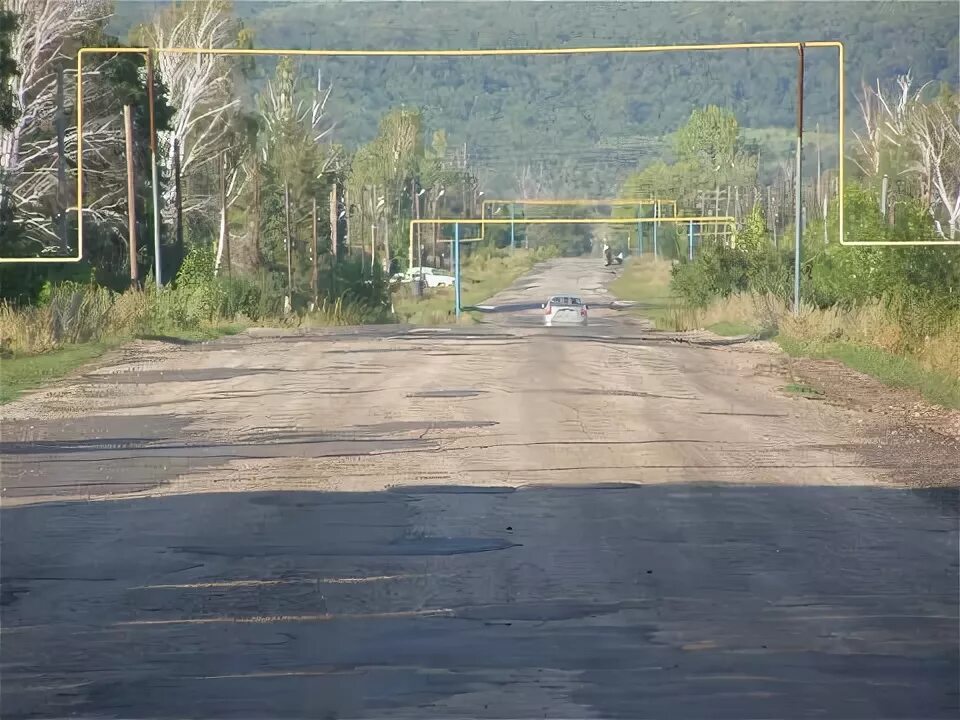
[783,381,825,398]
[0,341,114,404]
[0,323,247,405]
[143,323,247,342]
[778,335,960,409]
[608,258,680,327]
[707,321,757,337]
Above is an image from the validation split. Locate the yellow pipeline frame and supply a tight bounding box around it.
[478,198,679,243]
[408,215,736,256]
[10,39,955,264]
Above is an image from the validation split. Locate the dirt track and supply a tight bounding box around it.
[2,258,958,718]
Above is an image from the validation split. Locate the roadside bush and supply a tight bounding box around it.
[671,242,751,307]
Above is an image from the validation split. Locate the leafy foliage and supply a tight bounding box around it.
[0,8,18,132]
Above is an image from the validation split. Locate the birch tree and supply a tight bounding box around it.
[857,74,959,237]
[0,8,18,132]
[136,0,243,218]
[0,0,120,249]
[909,97,960,238]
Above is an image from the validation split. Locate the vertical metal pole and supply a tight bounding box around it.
[173,138,184,265]
[311,195,318,307]
[344,188,352,256]
[219,150,230,276]
[636,206,642,256]
[123,104,138,287]
[454,222,461,319]
[409,179,416,267]
[55,66,68,250]
[823,193,829,244]
[284,182,292,301]
[793,43,805,316]
[688,220,694,261]
[329,183,338,257]
[147,49,162,288]
[653,201,659,259]
[509,204,515,250]
[653,202,660,260]
[880,174,889,220]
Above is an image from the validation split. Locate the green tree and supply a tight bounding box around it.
[675,106,740,171]
[0,8,18,132]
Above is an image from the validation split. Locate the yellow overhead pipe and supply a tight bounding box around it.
[478,198,678,243]
[407,215,737,262]
[20,39,952,265]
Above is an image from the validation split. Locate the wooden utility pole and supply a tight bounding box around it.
[173,139,184,266]
[329,183,338,257]
[767,185,773,236]
[55,66,68,250]
[219,150,230,275]
[123,104,138,287]
[252,157,261,263]
[284,182,293,303]
[344,188,351,256]
[311,195,319,307]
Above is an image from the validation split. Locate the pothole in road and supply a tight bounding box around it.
[355,420,498,433]
[83,367,292,384]
[407,389,487,398]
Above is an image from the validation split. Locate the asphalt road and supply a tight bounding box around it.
[2,258,957,718]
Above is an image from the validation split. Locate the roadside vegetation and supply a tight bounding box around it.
[609,83,959,409]
[1,1,956,405]
[393,246,559,324]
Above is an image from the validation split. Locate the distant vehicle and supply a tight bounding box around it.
[541,294,589,326]
[398,266,456,288]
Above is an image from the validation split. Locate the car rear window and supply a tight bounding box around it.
[550,297,582,306]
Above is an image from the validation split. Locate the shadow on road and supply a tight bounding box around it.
[2,482,957,719]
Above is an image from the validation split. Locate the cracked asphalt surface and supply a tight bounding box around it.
[1,258,958,718]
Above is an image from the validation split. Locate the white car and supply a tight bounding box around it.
[404,266,456,288]
[541,294,589,326]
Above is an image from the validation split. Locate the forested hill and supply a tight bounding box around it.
[111,1,958,192]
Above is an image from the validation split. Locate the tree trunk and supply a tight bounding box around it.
[218,150,230,276]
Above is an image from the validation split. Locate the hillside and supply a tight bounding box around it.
[110,1,958,193]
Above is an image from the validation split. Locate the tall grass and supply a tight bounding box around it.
[0,271,390,358]
[610,257,959,403]
[655,289,959,379]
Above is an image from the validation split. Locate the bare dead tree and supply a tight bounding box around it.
[853,73,931,179]
[0,0,119,249]
[515,162,550,199]
[140,0,242,218]
[908,100,960,237]
[852,79,884,177]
